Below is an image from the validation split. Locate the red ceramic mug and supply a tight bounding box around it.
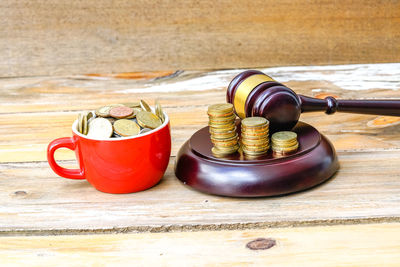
[47,112,171,194]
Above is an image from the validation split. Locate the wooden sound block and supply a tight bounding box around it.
[174,121,339,197]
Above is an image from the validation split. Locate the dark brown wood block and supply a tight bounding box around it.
[175,122,339,197]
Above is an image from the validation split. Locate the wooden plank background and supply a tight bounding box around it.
[1,0,399,77]
[0,63,400,234]
[2,223,400,266]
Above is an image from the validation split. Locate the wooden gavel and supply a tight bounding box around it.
[227,70,400,132]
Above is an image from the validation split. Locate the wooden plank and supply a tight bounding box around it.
[2,109,400,163]
[1,64,400,162]
[1,223,400,266]
[0,1,399,77]
[1,150,399,233]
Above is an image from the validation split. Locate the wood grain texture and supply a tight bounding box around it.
[1,150,400,233]
[1,64,400,235]
[1,64,400,163]
[1,1,399,77]
[1,223,400,266]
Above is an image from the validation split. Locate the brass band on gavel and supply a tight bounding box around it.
[229,73,275,119]
[226,70,301,132]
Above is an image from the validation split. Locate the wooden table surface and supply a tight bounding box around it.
[1,63,400,266]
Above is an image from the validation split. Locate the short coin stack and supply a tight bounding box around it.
[240,117,270,156]
[208,103,239,157]
[271,131,299,156]
[76,100,165,139]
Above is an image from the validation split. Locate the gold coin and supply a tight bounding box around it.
[155,100,165,123]
[242,148,269,154]
[87,118,113,139]
[271,139,298,148]
[122,102,141,108]
[208,112,235,119]
[87,111,94,121]
[136,111,162,129]
[211,147,237,157]
[242,145,269,152]
[95,106,110,117]
[272,148,298,157]
[209,112,236,119]
[211,148,228,157]
[272,143,299,152]
[241,125,269,132]
[212,135,238,141]
[210,125,236,131]
[209,121,236,128]
[95,106,111,117]
[114,119,140,137]
[82,113,88,135]
[212,140,239,148]
[96,104,125,118]
[140,100,152,112]
[77,113,83,133]
[208,109,234,116]
[212,144,239,155]
[210,131,237,140]
[208,110,234,117]
[241,140,269,147]
[241,124,269,130]
[241,117,269,127]
[241,136,269,142]
[209,114,236,124]
[243,150,268,156]
[211,132,238,140]
[209,124,236,130]
[241,132,269,139]
[244,153,267,159]
[241,128,269,133]
[241,139,269,146]
[125,112,136,119]
[242,144,269,151]
[242,144,270,152]
[271,131,297,143]
[241,131,269,138]
[207,103,234,115]
[209,125,236,133]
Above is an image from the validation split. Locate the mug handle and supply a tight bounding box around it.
[47,137,85,179]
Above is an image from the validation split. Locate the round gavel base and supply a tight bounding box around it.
[174,121,339,197]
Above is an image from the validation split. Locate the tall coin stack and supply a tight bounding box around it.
[208,103,239,157]
[240,117,270,156]
[271,131,299,156]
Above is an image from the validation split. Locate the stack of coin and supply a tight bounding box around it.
[208,103,239,156]
[76,100,165,139]
[240,117,270,156]
[271,131,299,156]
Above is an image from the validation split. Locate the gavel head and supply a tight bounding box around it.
[227,70,302,132]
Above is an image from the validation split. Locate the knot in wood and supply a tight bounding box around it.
[246,238,276,250]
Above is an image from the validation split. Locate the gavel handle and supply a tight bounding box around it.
[299,95,400,116]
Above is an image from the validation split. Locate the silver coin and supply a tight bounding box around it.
[140,128,152,134]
